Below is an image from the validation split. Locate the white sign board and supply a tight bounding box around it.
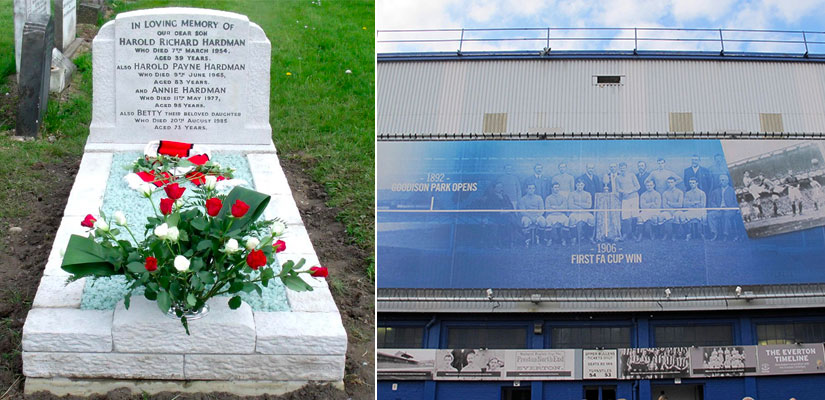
[583,349,618,379]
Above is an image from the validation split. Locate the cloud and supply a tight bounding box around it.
[671,0,737,22]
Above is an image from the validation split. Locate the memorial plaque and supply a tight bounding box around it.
[14,0,50,75]
[55,0,77,51]
[89,8,273,145]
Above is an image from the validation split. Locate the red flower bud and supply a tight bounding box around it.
[273,239,286,253]
[309,266,328,278]
[246,249,267,270]
[81,214,97,228]
[231,199,250,218]
[145,257,158,272]
[205,197,222,217]
[160,198,175,215]
[164,183,186,200]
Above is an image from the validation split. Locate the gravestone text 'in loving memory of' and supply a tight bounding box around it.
[90,8,272,146]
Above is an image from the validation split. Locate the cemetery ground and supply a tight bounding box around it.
[0,0,374,399]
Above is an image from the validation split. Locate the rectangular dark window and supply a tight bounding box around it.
[596,75,621,84]
[378,326,424,348]
[551,326,631,349]
[584,386,617,400]
[757,322,825,345]
[447,327,527,349]
[654,325,733,347]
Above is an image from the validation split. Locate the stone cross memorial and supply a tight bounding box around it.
[22,8,346,396]
[16,14,53,138]
[54,0,77,52]
[89,8,272,146]
[13,0,50,77]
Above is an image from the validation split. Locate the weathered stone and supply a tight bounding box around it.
[23,308,112,352]
[31,275,85,308]
[13,0,50,75]
[89,8,272,146]
[15,13,53,138]
[112,297,255,354]
[8,226,22,234]
[50,48,76,93]
[54,0,77,51]
[255,312,347,355]
[286,285,339,313]
[77,2,101,25]
[62,152,112,217]
[23,352,184,379]
[248,153,292,195]
[184,354,345,381]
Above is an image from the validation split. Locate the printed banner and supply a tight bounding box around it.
[619,347,690,379]
[432,349,577,381]
[690,346,758,377]
[757,344,825,376]
[504,350,578,380]
[377,349,436,380]
[434,349,507,380]
[377,139,825,289]
[583,349,618,379]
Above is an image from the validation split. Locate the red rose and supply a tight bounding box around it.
[231,199,250,218]
[81,214,96,228]
[145,257,158,272]
[164,183,186,200]
[205,197,222,217]
[309,266,328,278]
[246,249,267,270]
[159,198,175,215]
[273,239,286,253]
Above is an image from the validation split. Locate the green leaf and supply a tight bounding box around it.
[157,290,171,313]
[294,258,306,270]
[186,293,197,307]
[228,295,242,310]
[170,282,183,299]
[126,261,145,274]
[144,287,158,301]
[167,212,181,227]
[281,260,295,274]
[190,258,204,273]
[261,268,274,287]
[191,218,208,231]
[196,239,213,251]
[228,281,244,294]
[217,187,271,231]
[124,292,132,309]
[198,271,215,285]
[282,275,312,292]
[241,282,256,293]
[61,235,119,278]
[254,285,263,297]
[178,230,189,242]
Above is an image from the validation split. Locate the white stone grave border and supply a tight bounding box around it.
[23,151,347,395]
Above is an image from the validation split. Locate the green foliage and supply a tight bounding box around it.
[61,186,315,334]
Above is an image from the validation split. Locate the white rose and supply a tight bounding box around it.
[140,183,154,197]
[114,211,127,226]
[271,221,287,236]
[173,255,190,272]
[154,223,169,239]
[245,237,260,251]
[94,219,109,232]
[223,238,240,253]
[166,226,179,242]
[204,175,218,190]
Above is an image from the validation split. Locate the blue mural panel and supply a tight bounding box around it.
[377,140,825,289]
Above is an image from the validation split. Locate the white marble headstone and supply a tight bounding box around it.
[89,8,272,146]
[55,0,77,51]
[14,0,50,76]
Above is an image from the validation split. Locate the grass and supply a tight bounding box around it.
[109,0,376,274]
[0,0,375,279]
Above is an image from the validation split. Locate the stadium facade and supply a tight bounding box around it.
[377,34,825,400]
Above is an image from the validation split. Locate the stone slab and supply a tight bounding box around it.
[31,275,85,308]
[84,142,276,153]
[76,2,101,25]
[23,352,184,379]
[89,8,272,145]
[185,354,345,380]
[62,152,112,217]
[14,0,50,75]
[23,308,113,352]
[286,285,339,313]
[25,377,344,396]
[263,194,304,226]
[54,0,77,51]
[277,224,317,257]
[112,297,256,354]
[248,153,292,196]
[255,312,346,355]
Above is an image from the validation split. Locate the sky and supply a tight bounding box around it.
[376,0,825,54]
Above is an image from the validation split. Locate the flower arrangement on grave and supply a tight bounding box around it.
[61,142,329,334]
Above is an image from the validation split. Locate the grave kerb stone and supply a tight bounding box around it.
[88,8,273,148]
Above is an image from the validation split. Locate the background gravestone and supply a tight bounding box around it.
[89,7,272,145]
[77,1,102,25]
[16,14,54,138]
[54,0,77,51]
[13,0,50,79]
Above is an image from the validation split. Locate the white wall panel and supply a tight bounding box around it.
[377,59,825,135]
